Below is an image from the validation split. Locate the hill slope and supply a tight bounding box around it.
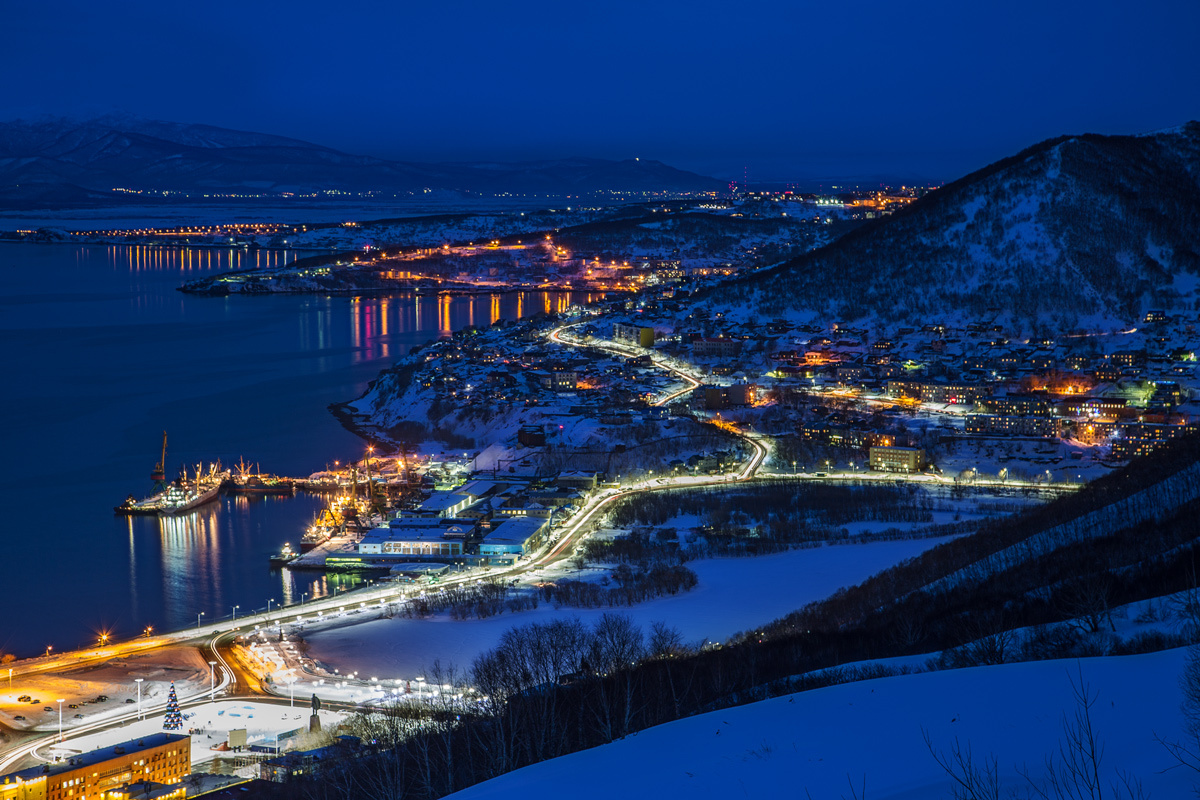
[449,650,1193,800]
[710,123,1200,329]
[0,116,724,204]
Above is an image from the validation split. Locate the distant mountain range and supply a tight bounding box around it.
[0,116,725,207]
[710,122,1200,330]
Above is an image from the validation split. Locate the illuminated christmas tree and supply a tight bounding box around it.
[163,682,182,730]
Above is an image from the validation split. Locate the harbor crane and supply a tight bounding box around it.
[151,431,168,489]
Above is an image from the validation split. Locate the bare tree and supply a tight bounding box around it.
[648,620,687,658]
[1059,573,1117,635]
[1021,666,1148,800]
[923,729,1000,800]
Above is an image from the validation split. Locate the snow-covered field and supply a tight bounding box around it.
[304,539,950,680]
[450,648,1196,799]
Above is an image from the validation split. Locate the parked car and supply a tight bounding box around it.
[17,695,30,702]
[96,695,108,702]
[13,715,25,721]
[43,706,52,712]
[125,698,135,704]
[74,713,84,719]
[68,704,78,709]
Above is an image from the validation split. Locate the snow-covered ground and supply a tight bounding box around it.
[48,700,346,768]
[1,647,210,735]
[449,648,1196,799]
[303,539,951,680]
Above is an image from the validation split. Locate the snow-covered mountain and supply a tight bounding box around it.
[0,116,724,206]
[710,122,1200,330]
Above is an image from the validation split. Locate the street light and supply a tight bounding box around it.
[197,611,205,628]
[267,599,275,615]
[135,678,144,720]
[301,592,308,605]
[232,605,240,621]
[208,661,216,703]
[57,699,64,742]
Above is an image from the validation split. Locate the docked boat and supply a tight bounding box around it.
[115,463,228,516]
[228,458,294,496]
[269,542,298,566]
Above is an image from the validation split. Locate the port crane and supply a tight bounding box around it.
[150,431,168,489]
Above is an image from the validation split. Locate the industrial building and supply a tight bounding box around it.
[358,518,471,557]
[479,516,550,558]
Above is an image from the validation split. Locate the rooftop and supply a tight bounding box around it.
[2,733,189,784]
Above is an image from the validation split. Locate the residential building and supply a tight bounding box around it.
[0,733,189,800]
[978,393,1055,417]
[1111,423,1198,460]
[965,414,1055,437]
[869,446,926,472]
[613,323,656,348]
[692,337,741,358]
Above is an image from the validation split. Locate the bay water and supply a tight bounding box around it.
[0,242,586,656]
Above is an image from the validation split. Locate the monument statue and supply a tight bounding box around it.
[309,694,322,733]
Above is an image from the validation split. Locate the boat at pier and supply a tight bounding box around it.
[228,457,295,496]
[115,462,229,516]
[269,542,298,566]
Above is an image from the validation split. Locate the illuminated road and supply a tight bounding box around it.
[0,322,1074,769]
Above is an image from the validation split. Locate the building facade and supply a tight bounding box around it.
[869,446,926,473]
[0,733,189,800]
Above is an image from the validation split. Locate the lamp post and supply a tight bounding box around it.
[7,668,11,690]
[232,605,240,621]
[57,699,64,742]
[208,661,216,703]
[288,677,296,708]
[197,611,205,628]
[134,678,144,721]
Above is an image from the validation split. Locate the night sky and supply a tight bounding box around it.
[4,0,1198,182]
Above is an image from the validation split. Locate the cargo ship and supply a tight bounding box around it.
[116,451,229,517]
[227,457,295,496]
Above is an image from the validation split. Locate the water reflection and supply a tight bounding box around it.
[343,289,600,365]
[108,245,298,273]
[4,241,606,652]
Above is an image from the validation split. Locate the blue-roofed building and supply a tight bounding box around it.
[479,516,549,557]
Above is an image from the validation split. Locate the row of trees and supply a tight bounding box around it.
[607,479,936,529]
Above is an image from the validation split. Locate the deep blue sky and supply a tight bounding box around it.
[5,0,1198,182]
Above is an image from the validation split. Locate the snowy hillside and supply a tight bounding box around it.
[450,649,1195,799]
[709,122,1200,330]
